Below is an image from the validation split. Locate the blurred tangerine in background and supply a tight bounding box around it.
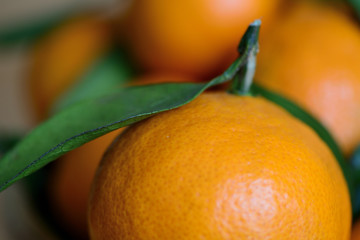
[28,14,113,121]
[255,0,360,157]
[122,0,284,80]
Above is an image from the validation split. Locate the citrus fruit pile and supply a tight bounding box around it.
[1,0,360,239]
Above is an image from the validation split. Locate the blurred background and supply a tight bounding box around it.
[0,0,129,130]
[0,1,130,239]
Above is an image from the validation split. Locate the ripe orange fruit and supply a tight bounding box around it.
[29,14,111,121]
[88,92,351,239]
[123,0,283,80]
[255,1,360,157]
[49,73,194,238]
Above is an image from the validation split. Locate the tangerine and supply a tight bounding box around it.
[123,0,283,80]
[88,92,351,239]
[29,14,111,121]
[255,1,360,157]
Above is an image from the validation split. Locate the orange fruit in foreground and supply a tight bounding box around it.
[49,74,194,238]
[123,0,283,80]
[89,92,351,239]
[29,14,111,121]
[255,1,360,157]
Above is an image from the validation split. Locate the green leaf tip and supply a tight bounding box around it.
[251,19,262,26]
[238,19,260,55]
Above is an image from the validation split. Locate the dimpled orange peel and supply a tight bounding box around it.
[88,92,351,240]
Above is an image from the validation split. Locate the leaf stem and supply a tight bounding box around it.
[206,20,261,89]
[228,19,260,95]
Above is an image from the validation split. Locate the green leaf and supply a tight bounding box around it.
[51,47,134,114]
[348,0,360,18]
[0,20,261,192]
[251,83,355,213]
[0,84,197,191]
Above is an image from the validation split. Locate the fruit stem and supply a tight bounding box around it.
[228,20,260,96]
